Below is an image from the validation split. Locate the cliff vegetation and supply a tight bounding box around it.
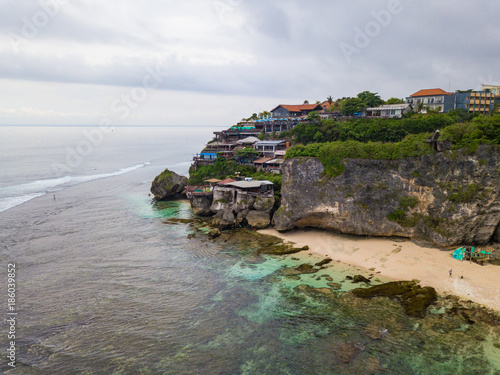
[274,114,500,246]
[285,114,500,178]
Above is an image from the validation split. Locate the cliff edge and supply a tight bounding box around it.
[273,145,500,246]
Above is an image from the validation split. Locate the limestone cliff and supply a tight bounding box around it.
[273,145,500,246]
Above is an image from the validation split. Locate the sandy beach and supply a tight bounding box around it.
[259,228,500,312]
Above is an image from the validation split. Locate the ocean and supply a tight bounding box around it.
[0,126,499,375]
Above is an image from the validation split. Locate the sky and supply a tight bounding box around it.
[0,0,499,126]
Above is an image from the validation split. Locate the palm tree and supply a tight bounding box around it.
[303,100,309,104]
[327,96,334,106]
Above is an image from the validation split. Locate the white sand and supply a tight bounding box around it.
[259,228,500,312]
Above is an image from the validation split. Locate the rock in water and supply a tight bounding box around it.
[246,210,271,229]
[334,342,366,364]
[364,325,388,340]
[208,228,222,239]
[352,281,437,318]
[211,208,236,229]
[151,169,188,200]
[190,195,213,216]
[352,274,371,284]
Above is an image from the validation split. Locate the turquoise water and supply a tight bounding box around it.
[0,126,499,374]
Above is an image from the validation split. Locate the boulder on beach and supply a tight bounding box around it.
[151,169,187,200]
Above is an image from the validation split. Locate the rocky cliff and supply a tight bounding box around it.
[151,169,188,200]
[273,145,500,246]
[210,186,275,229]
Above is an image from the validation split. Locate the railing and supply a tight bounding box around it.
[186,186,213,199]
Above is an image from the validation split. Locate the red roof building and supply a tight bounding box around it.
[410,88,453,97]
[406,88,455,113]
[270,104,323,118]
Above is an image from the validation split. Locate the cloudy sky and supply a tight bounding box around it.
[1,0,499,126]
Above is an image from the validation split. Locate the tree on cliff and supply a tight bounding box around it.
[386,97,405,105]
[340,97,364,116]
[357,91,384,107]
[236,147,260,161]
[307,111,320,121]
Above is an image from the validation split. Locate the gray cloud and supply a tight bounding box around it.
[1,0,499,125]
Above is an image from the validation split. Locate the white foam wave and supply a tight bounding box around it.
[0,162,149,213]
[1,176,72,196]
[72,163,149,184]
[0,193,46,213]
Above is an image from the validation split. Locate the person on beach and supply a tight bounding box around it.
[449,269,452,277]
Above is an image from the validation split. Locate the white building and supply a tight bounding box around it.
[363,104,413,118]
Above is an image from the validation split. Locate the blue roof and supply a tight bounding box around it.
[200,153,217,156]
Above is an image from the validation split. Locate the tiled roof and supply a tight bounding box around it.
[271,104,323,113]
[321,101,334,110]
[218,178,236,185]
[410,88,452,97]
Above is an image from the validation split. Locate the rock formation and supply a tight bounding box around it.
[150,169,188,200]
[273,145,500,246]
[352,281,437,318]
[189,196,213,216]
[210,185,275,229]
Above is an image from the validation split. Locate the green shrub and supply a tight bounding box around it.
[153,169,173,184]
[387,195,420,226]
[400,196,419,209]
[188,157,256,185]
[281,114,456,145]
[438,114,500,148]
[387,209,406,224]
[448,184,480,203]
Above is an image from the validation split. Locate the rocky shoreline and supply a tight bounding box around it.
[151,163,499,319]
[151,143,500,250]
[151,168,278,229]
[159,205,500,326]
